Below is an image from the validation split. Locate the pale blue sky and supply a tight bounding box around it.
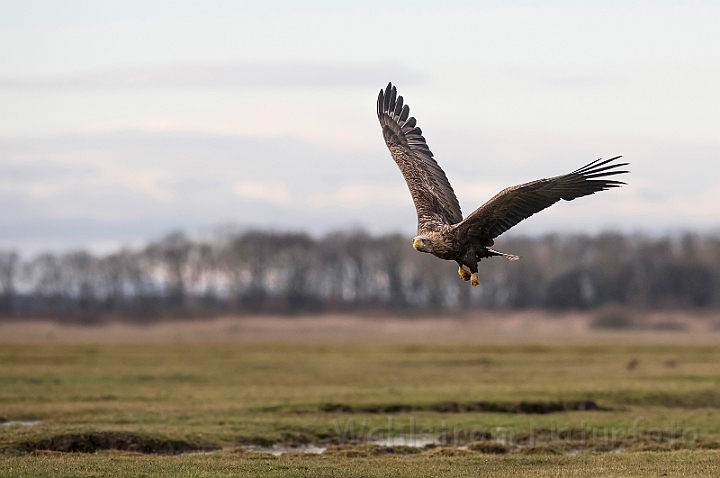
[0,1,718,253]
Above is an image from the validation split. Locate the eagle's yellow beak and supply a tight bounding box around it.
[413,238,422,250]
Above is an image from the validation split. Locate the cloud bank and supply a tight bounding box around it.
[1,130,719,254]
[0,61,425,90]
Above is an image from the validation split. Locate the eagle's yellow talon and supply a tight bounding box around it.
[470,273,480,286]
[458,266,471,281]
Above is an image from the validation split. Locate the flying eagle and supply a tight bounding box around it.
[377,82,628,286]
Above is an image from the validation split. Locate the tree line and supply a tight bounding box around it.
[0,230,718,322]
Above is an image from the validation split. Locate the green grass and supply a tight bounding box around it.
[2,335,720,476]
[2,449,720,477]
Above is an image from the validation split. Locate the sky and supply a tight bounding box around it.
[0,1,719,254]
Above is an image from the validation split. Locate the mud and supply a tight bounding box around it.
[319,400,609,414]
[14,432,221,455]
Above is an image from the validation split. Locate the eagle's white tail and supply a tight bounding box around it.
[488,249,520,261]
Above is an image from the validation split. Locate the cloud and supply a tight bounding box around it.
[451,180,515,208]
[0,148,173,215]
[1,130,718,253]
[498,66,621,91]
[233,180,290,205]
[307,184,409,209]
[0,60,425,90]
[26,183,58,197]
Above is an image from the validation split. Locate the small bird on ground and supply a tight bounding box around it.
[377,82,628,286]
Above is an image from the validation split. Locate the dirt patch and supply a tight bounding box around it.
[13,432,220,455]
[421,447,476,457]
[235,430,330,448]
[324,444,421,457]
[514,427,591,444]
[599,389,720,408]
[513,445,566,455]
[505,427,718,453]
[467,441,509,454]
[319,400,609,414]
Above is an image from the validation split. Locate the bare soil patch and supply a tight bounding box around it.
[319,400,609,414]
[12,432,220,455]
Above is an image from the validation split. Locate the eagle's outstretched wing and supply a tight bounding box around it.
[378,83,463,228]
[455,157,629,245]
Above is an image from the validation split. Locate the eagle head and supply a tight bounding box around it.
[412,236,433,253]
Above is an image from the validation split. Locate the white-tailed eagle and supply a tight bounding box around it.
[377,82,628,286]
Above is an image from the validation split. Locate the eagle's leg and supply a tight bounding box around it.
[461,254,481,286]
[464,261,480,286]
[457,264,472,281]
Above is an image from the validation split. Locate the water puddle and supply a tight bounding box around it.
[180,449,223,456]
[187,441,627,457]
[243,434,440,455]
[1,420,42,427]
[242,444,328,456]
[371,434,439,448]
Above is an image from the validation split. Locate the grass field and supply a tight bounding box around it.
[2,314,720,477]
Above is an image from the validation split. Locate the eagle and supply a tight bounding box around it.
[377,82,628,286]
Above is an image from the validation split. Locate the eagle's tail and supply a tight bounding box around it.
[488,249,520,261]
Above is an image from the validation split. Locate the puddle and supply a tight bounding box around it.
[241,435,637,456]
[371,434,439,448]
[243,434,439,456]
[242,444,328,456]
[1,420,42,427]
[180,449,224,456]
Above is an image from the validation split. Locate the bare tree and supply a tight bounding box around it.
[5,231,720,321]
[0,251,18,316]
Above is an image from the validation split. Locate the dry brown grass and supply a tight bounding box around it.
[2,310,720,344]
